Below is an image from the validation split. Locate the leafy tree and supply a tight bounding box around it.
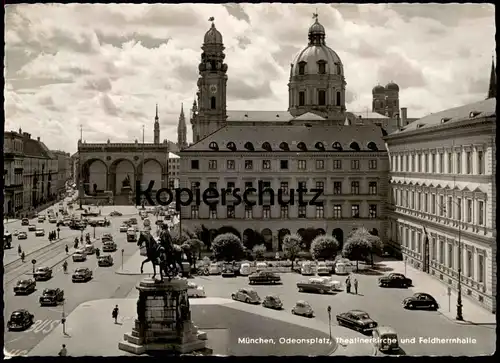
[211,233,244,261]
[194,224,211,250]
[242,229,265,250]
[342,236,371,271]
[310,235,339,260]
[298,228,322,250]
[185,238,204,266]
[252,244,267,260]
[170,225,195,245]
[350,227,384,265]
[217,226,241,239]
[282,233,302,269]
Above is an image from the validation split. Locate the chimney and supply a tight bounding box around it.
[37,136,40,141]
[401,107,408,126]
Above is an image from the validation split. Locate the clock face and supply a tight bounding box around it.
[209,84,218,94]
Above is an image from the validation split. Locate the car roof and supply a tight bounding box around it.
[44,288,57,292]
[266,294,279,299]
[13,309,28,314]
[18,279,31,283]
[76,267,88,271]
[349,310,368,315]
[375,326,398,335]
[414,292,432,297]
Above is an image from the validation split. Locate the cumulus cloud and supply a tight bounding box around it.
[4,4,495,153]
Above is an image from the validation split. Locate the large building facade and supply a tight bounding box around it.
[385,94,496,313]
[51,150,72,197]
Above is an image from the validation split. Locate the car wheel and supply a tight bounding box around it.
[298,288,303,292]
[337,319,342,326]
[231,294,236,300]
[408,303,414,309]
[318,289,325,294]
[245,298,250,303]
[291,310,295,315]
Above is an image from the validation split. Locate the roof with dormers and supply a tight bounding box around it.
[388,98,496,137]
[226,110,326,122]
[183,124,387,152]
[23,138,54,159]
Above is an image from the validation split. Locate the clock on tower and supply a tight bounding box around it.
[209,84,218,94]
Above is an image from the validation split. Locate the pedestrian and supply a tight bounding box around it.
[65,245,69,254]
[353,278,358,295]
[112,305,119,324]
[345,276,351,293]
[21,251,25,262]
[18,245,22,256]
[58,344,67,356]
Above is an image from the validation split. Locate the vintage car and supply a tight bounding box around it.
[291,300,314,317]
[109,211,123,217]
[72,249,87,262]
[301,261,315,275]
[98,255,114,267]
[35,228,45,237]
[7,310,34,331]
[4,233,13,249]
[102,241,117,252]
[256,262,268,272]
[187,282,206,298]
[37,216,45,223]
[208,263,221,275]
[221,266,236,278]
[48,216,57,224]
[34,267,53,281]
[12,230,19,236]
[119,225,128,233]
[13,279,36,295]
[336,310,378,334]
[28,224,37,231]
[402,293,439,310]
[315,277,342,291]
[316,262,331,276]
[17,231,28,240]
[39,288,64,306]
[129,217,138,225]
[84,243,95,255]
[378,273,412,288]
[248,271,281,285]
[335,260,356,275]
[127,228,137,242]
[262,295,283,310]
[297,278,335,294]
[21,218,30,226]
[240,263,251,276]
[372,326,400,353]
[72,267,93,282]
[231,288,261,304]
[102,233,114,242]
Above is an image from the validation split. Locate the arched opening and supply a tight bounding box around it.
[82,159,108,195]
[332,228,344,250]
[316,228,326,236]
[217,226,241,239]
[261,228,273,252]
[140,159,162,193]
[208,229,218,250]
[370,228,379,236]
[278,228,290,251]
[211,96,216,109]
[318,90,326,105]
[243,229,254,250]
[110,159,135,195]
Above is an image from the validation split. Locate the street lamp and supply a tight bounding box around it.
[61,299,67,335]
[327,306,332,342]
[121,248,125,270]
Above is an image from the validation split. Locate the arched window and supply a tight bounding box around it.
[299,91,305,106]
[318,90,326,106]
[210,97,216,109]
[336,92,341,106]
[332,142,342,151]
[209,142,218,150]
[297,142,307,151]
[317,61,326,74]
[244,142,254,151]
[227,142,236,151]
[315,142,325,151]
[262,142,272,151]
[367,142,378,151]
[279,142,290,151]
[298,61,306,75]
[336,63,341,74]
[350,142,360,151]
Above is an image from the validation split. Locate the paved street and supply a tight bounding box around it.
[3,206,145,357]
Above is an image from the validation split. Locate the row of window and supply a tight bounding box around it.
[393,189,486,226]
[297,61,341,76]
[392,149,485,175]
[189,204,379,219]
[400,227,485,283]
[193,180,379,196]
[209,141,379,152]
[296,90,341,107]
[193,159,378,171]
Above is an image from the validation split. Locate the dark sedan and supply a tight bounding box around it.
[378,273,412,288]
[72,267,92,282]
[39,288,65,306]
[14,279,36,295]
[34,266,53,281]
[7,310,34,331]
[336,310,378,334]
[403,293,439,310]
[248,271,281,285]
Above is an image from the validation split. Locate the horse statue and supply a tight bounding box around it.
[137,231,162,280]
[157,226,185,281]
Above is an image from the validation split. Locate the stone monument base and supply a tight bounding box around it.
[118,277,210,356]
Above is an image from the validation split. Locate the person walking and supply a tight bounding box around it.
[18,245,22,256]
[58,344,67,356]
[65,245,69,254]
[353,278,359,295]
[21,251,25,263]
[345,276,351,294]
[112,305,119,324]
[62,260,68,274]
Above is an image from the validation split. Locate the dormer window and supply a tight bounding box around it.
[367,142,378,151]
[332,142,342,151]
[315,142,325,151]
[318,90,326,106]
[469,111,481,118]
[350,142,360,151]
[262,142,272,151]
[244,142,254,151]
[298,61,306,75]
[441,117,451,123]
[317,60,326,74]
[209,142,218,150]
[279,142,290,151]
[335,63,341,74]
[227,142,236,151]
[297,142,307,151]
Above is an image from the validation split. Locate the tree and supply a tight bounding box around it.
[211,233,244,261]
[193,224,211,250]
[282,233,302,269]
[170,225,195,245]
[298,228,322,250]
[342,236,371,271]
[252,244,267,260]
[186,238,204,266]
[310,235,339,260]
[217,226,241,239]
[350,227,384,265]
[242,229,265,250]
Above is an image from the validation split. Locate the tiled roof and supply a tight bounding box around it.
[349,111,389,119]
[23,139,52,158]
[184,124,387,152]
[389,98,496,136]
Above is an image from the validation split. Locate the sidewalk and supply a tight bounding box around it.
[115,249,149,275]
[380,260,496,325]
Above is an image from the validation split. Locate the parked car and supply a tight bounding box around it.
[84,243,95,255]
[17,232,28,240]
[129,217,138,225]
[119,225,128,233]
[98,255,114,267]
[72,249,87,262]
[13,279,36,295]
[316,262,331,276]
[48,217,57,224]
[291,300,314,317]
[187,282,206,298]
[7,310,34,331]
[127,228,137,242]
[301,261,315,275]
[102,233,113,242]
[336,310,378,334]
[37,216,45,223]
[402,293,439,310]
[102,241,117,252]
[28,224,36,232]
[240,263,251,276]
[35,228,45,237]
[34,267,53,281]
[256,262,268,272]
[231,288,261,304]
[297,278,335,294]
[39,288,64,306]
[72,267,93,282]
[21,218,30,226]
[262,295,283,310]
[221,266,236,278]
[109,211,123,217]
[314,277,342,291]
[335,261,355,275]
[372,326,400,353]
[248,271,281,285]
[209,263,221,275]
[378,273,412,288]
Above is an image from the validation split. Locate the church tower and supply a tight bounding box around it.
[487,56,496,99]
[177,103,188,149]
[191,17,228,143]
[153,104,160,144]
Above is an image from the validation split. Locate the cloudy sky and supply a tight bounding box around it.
[5,3,495,153]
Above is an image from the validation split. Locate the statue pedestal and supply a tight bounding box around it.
[118,277,210,356]
[121,186,132,196]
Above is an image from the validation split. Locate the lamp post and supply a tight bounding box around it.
[327,306,332,342]
[61,299,67,335]
[121,248,125,271]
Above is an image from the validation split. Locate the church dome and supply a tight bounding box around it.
[204,22,223,45]
[372,85,385,94]
[309,20,325,34]
[385,82,399,92]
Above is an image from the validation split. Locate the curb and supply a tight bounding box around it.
[435,309,496,327]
